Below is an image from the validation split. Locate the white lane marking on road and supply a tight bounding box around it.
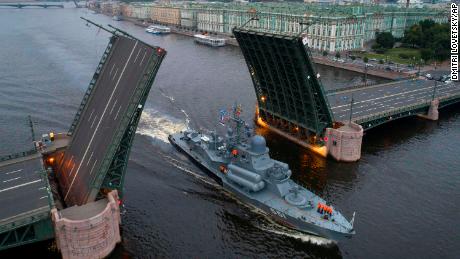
[89,159,98,176]
[0,179,41,193]
[4,169,22,175]
[114,105,122,120]
[112,68,119,81]
[109,63,116,75]
[39,196,47,200]
[109,99,118,115]
[87,151,94,166]
[69,163,76,176]
[332,85,437,110]
[139,50,147,66]
[90,114,98,129]
[38,186,46,190]
[88,109,95,122]
[133,48,141,63]
[64,41,140,201]
[3,177,21,183]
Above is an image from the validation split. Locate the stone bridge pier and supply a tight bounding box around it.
[418,99,439,121]
[325,123,364,162]
[51,191,121,259]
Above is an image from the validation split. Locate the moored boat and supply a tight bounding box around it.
[194,34,226,47]
[145,25,171,35]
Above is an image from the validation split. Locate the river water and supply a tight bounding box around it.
[0,6,459,259]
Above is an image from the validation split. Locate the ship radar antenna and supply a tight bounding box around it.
[218,103,248,146]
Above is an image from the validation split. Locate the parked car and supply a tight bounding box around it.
[425,73,433,80]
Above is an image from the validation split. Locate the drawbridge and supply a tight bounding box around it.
[233,28,334,141]
[233,28,460,161]
[0,22,166,251]
[233,28,460,139]
[58,26,166,206]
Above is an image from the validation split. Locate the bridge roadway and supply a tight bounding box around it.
[0,3,64,8]
[0,154,49,224]
[327,79,459,124]
[59,36,156,206]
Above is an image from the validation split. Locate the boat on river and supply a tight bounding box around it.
[168,105,355,241]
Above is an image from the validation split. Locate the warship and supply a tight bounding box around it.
[168,105,355,241]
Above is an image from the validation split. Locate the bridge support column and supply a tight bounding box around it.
[418,99,439,121]
[51,191,121,259]
[325,122,363,162]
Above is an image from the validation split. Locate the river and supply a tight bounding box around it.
[0,5,459,259]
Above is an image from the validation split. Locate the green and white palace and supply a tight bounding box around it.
[96,1,447,52]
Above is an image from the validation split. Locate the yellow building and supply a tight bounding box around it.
[151,6,181,26]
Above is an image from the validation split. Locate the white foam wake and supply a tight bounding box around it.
[136,109,187,143]
[163,153,333,246]
[255,223,334,246]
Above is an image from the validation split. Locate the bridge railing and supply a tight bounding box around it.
[68,37,116,135]
[0,149,37,163]
[355,100,430,124]
[354,91,460,129]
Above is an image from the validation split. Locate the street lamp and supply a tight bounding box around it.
[432,80,437,101]
[418,58,423,76]
[349,93,355,124]
[239,15,259,29]
[363,63,369,86]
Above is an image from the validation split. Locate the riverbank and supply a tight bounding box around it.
[121,14,412,80]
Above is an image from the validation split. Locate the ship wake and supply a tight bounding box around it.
[161,152,335,247]
[137,108,188,143]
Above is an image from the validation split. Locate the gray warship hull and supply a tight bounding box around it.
[169,133,354,242]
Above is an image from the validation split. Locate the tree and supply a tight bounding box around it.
[402,21,450,62]
[375,32,395,49]
[371,43,381,51]
[363,56,369,63]
[335,52,341,59]
[420,48,434,62]
[379,59,384,64]
[350,55,356,61]
[322,50,328,56]
[403,24,422,47]
[419,19,435,32]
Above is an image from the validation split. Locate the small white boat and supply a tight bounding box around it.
[194,34,226,47]
[145,25,170,35]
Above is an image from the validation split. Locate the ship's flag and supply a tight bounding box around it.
[219,109,229,125]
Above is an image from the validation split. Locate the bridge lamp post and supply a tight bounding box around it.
[417,59,423,76]
[432,81,438,101]
[239,11,259,29]
[363,64,369,86]
[349,93,355,124]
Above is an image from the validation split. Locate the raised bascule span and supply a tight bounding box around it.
[233,28,460,162]
[0,20,166,258]
[58,29,165,207]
